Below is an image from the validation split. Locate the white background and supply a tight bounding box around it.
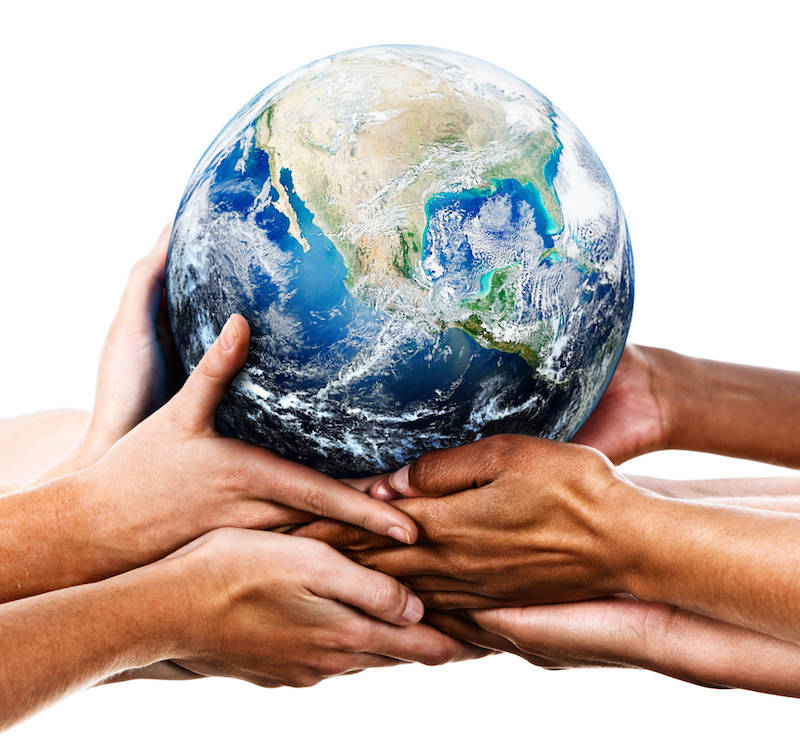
[2,0,799,753]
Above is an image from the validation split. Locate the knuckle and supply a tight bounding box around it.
[410,449,449,491]
[215,462,249,495]
[419,592,447,610]
[421,639,454,666]
[302,540,336,576]
[481,434,520,466]
[196,348,223,381]
[299,486,327,516]
[340,525,371,550]
[228,504,268,530]
[355,508,371,532]
[352,551,377,570]
[317,656,347,678]
[336,633,359,655]
[214,526,245,549]
[578,443,613,470]
[206,526,239,547]
[196,527,240,561]
[337,618,370,653]
[362,576,404,618]
[307,537,335,560]
[250,677,280,689]
[291,670,323,688]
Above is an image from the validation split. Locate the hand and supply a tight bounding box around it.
[4,311,419,601]
[165,528,485,687]
[0,528,485,731]
[78,310,419,568]
[571,344,674,464]
[33,226,184,483]
[293,435,643,610]
[575,345,800,470]
[426,598,800,697]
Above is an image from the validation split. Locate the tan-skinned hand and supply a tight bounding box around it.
[68,309,418,583]
[161,528,485,688]
[2,232,420,606]
[0,527,487,730]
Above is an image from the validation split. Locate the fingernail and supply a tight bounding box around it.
[389,464,411,494]
[219,316,238,351]
[372,480,394,500]
[401,594,424,623]
[387,525,412,544]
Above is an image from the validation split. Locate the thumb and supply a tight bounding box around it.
[172,314,250,429]
[371,435,511,499]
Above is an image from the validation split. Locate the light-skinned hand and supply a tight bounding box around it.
[70,308,418,582]
[426,597,800,697]
[161,528,484,687]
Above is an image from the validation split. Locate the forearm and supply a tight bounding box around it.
[617,485,800,645]
[0,470,194,602]
[0,410,89,492]
[641,606,800,697]
[629,475,800,512]
[658,349,800,467]
[0,560,183,731]
[630,475,800,498]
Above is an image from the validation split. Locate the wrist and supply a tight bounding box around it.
[75,455,212,577]
[152,532,234,659]
[638,346,691,452]
[71,419,121,467]
[595,474,669,598]
[611,487,706,604]
[23,432,104,489]
[91,555,195,667]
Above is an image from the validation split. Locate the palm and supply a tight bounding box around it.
[92,295,182,443]
[572,345,666,464]
[85,229,186,455]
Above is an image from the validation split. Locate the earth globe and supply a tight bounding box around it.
[166,45,634,477]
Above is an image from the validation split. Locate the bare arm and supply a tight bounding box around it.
[0,528,478,732]
[0,557,183,730]
[0,232,424,605]
[663,351,800,468]
[0,316,417,604]
[629,475,800,498]
[573,345,800,468]
[629,475,800,513]
[429,598,800,698]
[298,435,800,648]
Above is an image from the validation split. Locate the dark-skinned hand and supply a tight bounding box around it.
[292,434,645,610]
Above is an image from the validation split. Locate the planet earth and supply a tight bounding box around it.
[166,45,634,477]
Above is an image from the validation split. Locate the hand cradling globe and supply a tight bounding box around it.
[166,45,634,476]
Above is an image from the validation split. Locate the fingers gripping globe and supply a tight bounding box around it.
[166,45,634,476]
